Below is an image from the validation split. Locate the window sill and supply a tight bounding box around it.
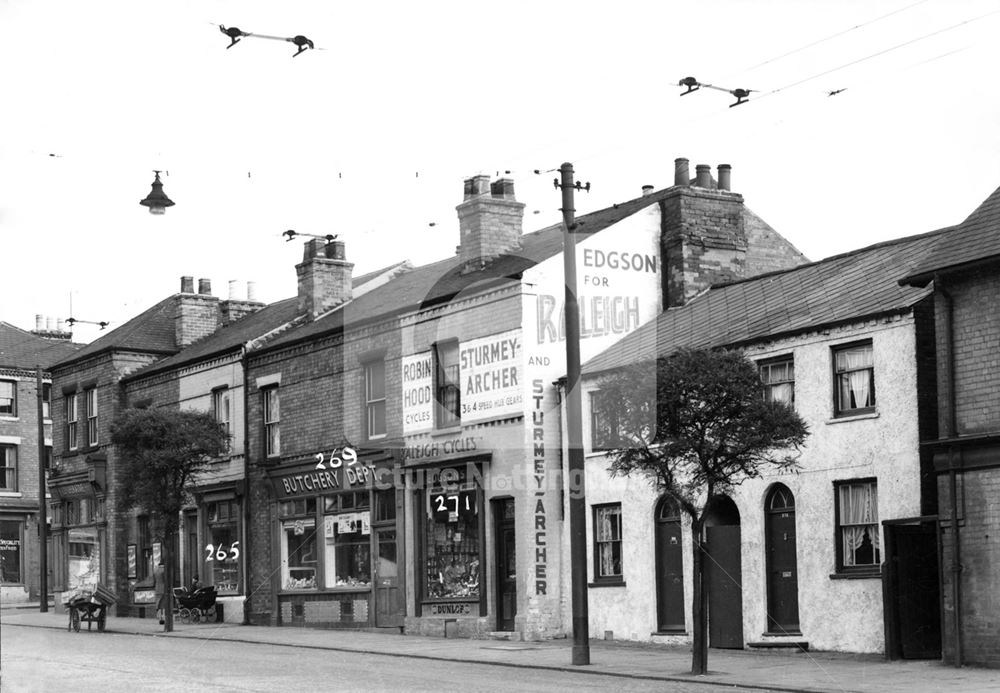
[0,491,23,497]
[589,580,626,588]
[826,410,879,425]
[829,570,881,580]
[0,416,19,422]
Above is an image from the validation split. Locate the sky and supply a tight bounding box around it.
[2,0,999,344]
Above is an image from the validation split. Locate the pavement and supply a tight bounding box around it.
[2,604,998,693]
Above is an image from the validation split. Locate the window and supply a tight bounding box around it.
[760,356,795,404]
[207,500,241,594]
[423,468,480,600]
[137,515,152,580]
[364,360,386,439]
[0,381,15,416]
[85,388,98,447]
[68,526,102,589]
[263,387,280,458]
[323,492,371,589]
[835,479,880,572]
[65,393,78,451]
[834,342,875,415]
[277,496,318,591]
[593,504,623,582]
[590,391,624,452]
[0,445,17,491]
[434,341,461,428]
[42,383,51,419]
[0,520,23,583]
[212,387,231,450]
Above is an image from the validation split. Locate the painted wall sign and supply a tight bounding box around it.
[460,330,523,422]
[427,602,473,616]
[275,464,384,499]
[133,589,156,604]
[402,436,478,462]
[401,352,434,434]
[531,378,547,596]
[126,544,137,579]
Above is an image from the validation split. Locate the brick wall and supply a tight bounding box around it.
[948,268,1000,435]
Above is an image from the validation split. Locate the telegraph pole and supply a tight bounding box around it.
[556,162,590,665]
[36,366,48,612]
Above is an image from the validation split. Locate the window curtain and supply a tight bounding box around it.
[839,483,878,566]
[596,507,621,576]
[837,347,873,409]
[769,382,794,404]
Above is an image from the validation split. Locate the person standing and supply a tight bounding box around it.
[154,560,166,625]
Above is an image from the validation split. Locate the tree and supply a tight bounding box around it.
[596,349,808,675]
[111,408,229,632]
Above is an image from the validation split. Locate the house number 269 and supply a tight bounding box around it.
[205,541,241,562]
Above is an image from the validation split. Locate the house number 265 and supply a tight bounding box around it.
[205,541,241,562]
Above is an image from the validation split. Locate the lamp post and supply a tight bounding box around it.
[557,162,591,665]
[139,171,175,215]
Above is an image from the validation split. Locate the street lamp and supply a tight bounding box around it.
[139,171,175,215]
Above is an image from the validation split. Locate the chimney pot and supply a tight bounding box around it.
[35,314,44,331]
[247,281,257,302]
[695,164,712,188]
[57,319,65,332]
[181,276,195,293]
[326,240,347,261]
[674,158,690,186]
[463,174,491,200]
[642,185,654,196]
[717,164,732,191]
[198,278,212,295]
[491,178,516,200]
[228,280,238,300]
[46,316,54,331]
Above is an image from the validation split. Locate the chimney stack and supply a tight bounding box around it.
[175,275,220,346]
[695,164,712,188]
[296,238,354,319]
[717,164,732,192]
[674,158,690,186]
[456,174,525,272]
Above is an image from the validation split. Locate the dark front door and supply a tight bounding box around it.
[184,512,198,588]
[655,497,685,632]
[705,524,743,649]
[374,526,403,627]
[891,524,941,659]
[765,485,800,634]
[494,499,517,631]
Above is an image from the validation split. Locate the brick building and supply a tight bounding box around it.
[0,319,80,604]
[240,159,807,638]
[901,182,1000,668]
[578,228,945,656]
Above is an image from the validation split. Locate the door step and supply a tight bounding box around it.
[487,631,523,641]
[747,640,809,653]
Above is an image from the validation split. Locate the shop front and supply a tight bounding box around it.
[265,448,404,628]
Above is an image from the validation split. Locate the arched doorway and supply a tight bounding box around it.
[655,496,685,632]
[764,484,800,634]
[704,494,743,649]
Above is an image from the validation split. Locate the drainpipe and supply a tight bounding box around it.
[241,343,252,625]
[937,274,962,667]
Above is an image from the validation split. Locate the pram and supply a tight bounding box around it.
[172,585,218,623]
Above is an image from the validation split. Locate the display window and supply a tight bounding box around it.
[323,492,371,589]
[0,520,23,584]
[422,471,481,600]
[207,500,241,594]
[68,526,103,588]
[280,519,317,590]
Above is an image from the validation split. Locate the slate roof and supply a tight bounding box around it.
[582,226,952,376]
[260,190,673,351]
[54,296,179,369]
[901,183,1000,286]
[0,321,84,370]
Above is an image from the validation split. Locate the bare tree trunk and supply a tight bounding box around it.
[163,524,175,633]
[690,517,708,675]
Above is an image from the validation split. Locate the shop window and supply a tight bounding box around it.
[85,387,99,447]
[42,383,51,419]
[593,503,623,582]
[263,387,280,458]
[0,445,16,491]
[0,380,15,416]
[278,498,317,590]
[138,515,152,580]
[833,342,875,416]
[207,499,241,594]
[590,390,625,452]
[0,519,24,583]
[364,360,387,439]
[68,526,103,589]
[760,356,795,405]
[434,341,461,428]
[323,492,371,589]
[212,387,231,451]
[65,393,79,451]
[423,470,480,600]
[375,488,396,523]
[835,479,880,573]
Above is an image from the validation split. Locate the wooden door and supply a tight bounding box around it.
[494,499,517,631]
[374,526,403,627]
[892,524,941,659]
[655,497,685,632]
[765,485,800,633]
[705,525,743,648]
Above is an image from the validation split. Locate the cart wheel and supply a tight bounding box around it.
[179,608,191,624]
[191,608,201,623]
[71,609,81,632]
[98,611,107,632]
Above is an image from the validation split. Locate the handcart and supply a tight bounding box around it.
[64,583,118,633]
